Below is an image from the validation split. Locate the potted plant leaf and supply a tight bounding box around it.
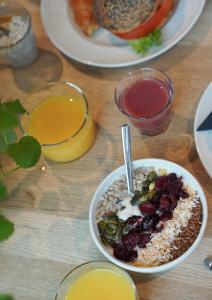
[0,99,41,299]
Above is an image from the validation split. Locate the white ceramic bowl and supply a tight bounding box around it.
[89,159,208,273]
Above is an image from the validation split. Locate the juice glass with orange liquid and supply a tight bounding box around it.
[22,81,96,162]
[55,261,139,300]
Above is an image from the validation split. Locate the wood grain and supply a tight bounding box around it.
[0,0,212,299]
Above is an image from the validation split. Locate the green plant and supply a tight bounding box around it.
[0,99,41,241]
[0,295,14,300]
[129,28,162,55]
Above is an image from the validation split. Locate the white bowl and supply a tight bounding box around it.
[89,159,208,273]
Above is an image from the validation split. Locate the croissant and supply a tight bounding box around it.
[69,0,99,36]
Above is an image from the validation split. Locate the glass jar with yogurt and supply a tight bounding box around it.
[0,0,38,68]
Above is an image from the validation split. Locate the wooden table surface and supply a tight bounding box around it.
[0,0,212,299]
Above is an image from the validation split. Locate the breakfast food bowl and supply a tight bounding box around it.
[89,159,208,273]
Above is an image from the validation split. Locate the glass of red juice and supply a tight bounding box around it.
[115,67,174,136]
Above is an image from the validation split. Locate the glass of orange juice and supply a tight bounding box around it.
[55,261,139,300]
[22,81,96,162]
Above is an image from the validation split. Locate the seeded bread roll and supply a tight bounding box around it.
[94,0,161,34]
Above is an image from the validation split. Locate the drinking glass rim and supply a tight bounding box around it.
[55,260,139,300]
[115,67,174,121]
[0,0,32,49]
[21,80,89,147]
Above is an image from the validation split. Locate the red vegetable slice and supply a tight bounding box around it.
[115,0,175,40]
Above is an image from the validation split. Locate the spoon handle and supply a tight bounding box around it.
[121,124,134,195]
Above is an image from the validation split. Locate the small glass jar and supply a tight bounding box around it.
[55,261,139,300]
[21,81,96,163]
[0,0,38,68]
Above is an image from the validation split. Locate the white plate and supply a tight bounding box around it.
[41,0,206,68]
[89,158,208,273]
[194,82,212,178]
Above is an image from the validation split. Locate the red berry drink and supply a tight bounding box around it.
[115,68,174,136]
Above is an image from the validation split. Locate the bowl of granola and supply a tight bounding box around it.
[89,159,208,273]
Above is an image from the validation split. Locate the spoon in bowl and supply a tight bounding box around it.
[121,124,134,195]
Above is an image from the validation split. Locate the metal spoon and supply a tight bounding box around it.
[121,124,134,195]
[204,257,212,270]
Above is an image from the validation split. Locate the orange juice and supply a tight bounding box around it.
[65,268,136,300]
[27,86,96,162]
[28,95,86,144]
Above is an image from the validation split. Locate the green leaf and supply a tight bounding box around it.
[0,104,18,130]
[150,28,163,45]
[3,128,17,145]
[4,99,26,115]
[8,136,41,168]
[129,28,163,55]
[0,215,14,241]
[0,182,7,200]
[0,129,17,153]
[0,295,14,300]
[0,135,7,153]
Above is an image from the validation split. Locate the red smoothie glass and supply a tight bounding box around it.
[115,67,174,136]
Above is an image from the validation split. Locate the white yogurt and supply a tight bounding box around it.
[117,196,141,221]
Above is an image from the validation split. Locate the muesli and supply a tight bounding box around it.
[96,167,202,267]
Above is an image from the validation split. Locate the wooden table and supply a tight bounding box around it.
[0,1,212,299]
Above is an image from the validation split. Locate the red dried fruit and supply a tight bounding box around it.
[159,195,170,211]
[113,243,138,262]
[177,189,189,199]
[160,211,173,221]
[126,216,143,226]
[155,176,168,192]
[125,216,143,233]
[169,194,177,210]
[167,173,183,194]
[121,233,141,250]
[139,202,156,214]
[155,223,164,232]
[150,191,161,208]
[128,228,141,235]
[155,173,189,203]
[138,233,151,248]
[142,213,160,231]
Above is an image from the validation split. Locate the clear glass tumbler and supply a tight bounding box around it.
[55,261,139,300]
[0,0,38,68]
[21,81,96,162]
[115,67,174,136]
